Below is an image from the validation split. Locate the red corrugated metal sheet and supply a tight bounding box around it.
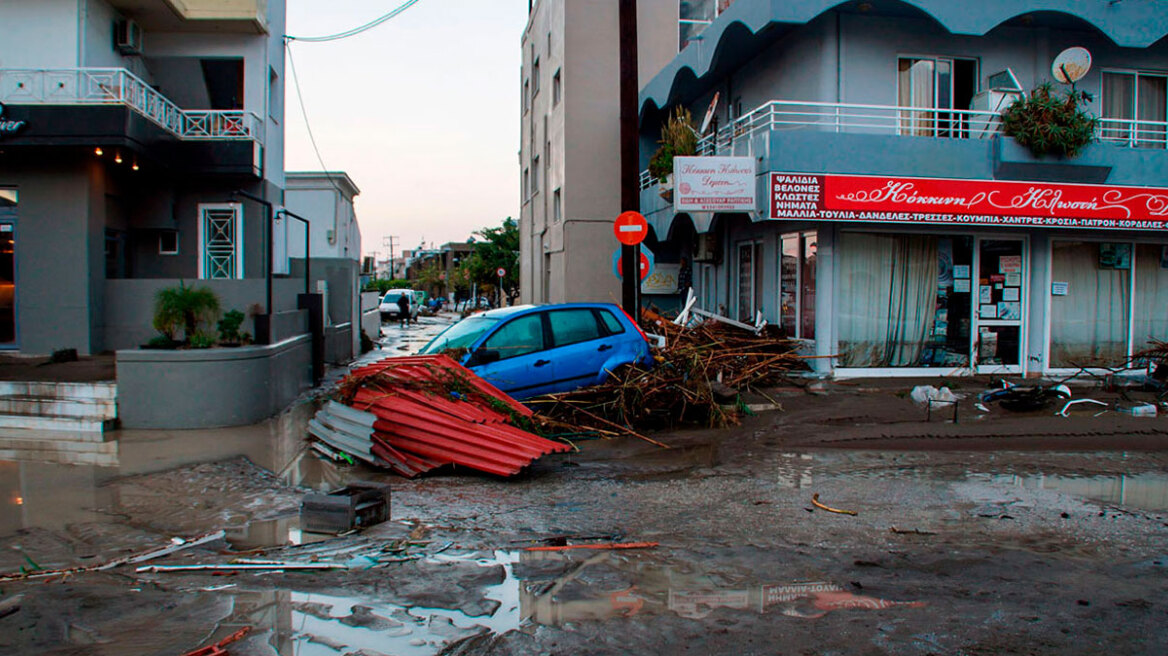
[329,354,568,478]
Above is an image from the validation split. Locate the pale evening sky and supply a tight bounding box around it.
[284,1,528,260]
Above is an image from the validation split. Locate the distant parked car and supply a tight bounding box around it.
[419,303,652,400]
[379,289,419,322]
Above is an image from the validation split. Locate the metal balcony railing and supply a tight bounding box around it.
[0,68,262,143]
[641,99,1168,190]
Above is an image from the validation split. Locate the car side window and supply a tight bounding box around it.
[483,314,544,360]
[548,309,603,347]
[597,309,625,335]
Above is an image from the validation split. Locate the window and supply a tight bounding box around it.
[779,231,816,339]
[523,79,530,113]
[553,188,562,222]
[548,309,602,347]
[736,241,763,322]
[159,230,179,255]
[1101,71,1167,148]
[898,57,978,138]
[268,66,281,122]
[522,168,529,200]
[198,203,243,279]
[532,155,540,195]
[484,313,544,359]
[553,69,562,105]
[532,57,541,98]
[598,309,625,335]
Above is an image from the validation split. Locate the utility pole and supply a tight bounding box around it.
[618,0,640,317]
[382,235,398,279]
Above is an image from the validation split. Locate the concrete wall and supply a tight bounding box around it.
[103,277,308,350]
[360,291,380,347]
[116,334,311,428]
[0,0,79,68]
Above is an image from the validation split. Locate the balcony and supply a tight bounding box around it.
[107,0,268,34]
[0,68,262,144]
[641,100,1168,190]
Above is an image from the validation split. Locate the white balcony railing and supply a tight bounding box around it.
[0,68,262,143]
[641,99,1168,189]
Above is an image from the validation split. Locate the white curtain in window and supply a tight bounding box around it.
[1137,75,1167,148]
[1049,242,1130,367]
[1102,73,1135,142]
[1133,244,1168,350]
[899,59,935,136]
[838,234,939,367]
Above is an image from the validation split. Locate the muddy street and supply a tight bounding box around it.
[1,316,1167,655]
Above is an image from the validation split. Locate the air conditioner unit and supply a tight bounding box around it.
[114,19,143,56]
[968,68,1023,138]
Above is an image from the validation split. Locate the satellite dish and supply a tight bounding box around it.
[1052,47,1092,84]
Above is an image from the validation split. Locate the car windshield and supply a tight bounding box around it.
[382,292,403,302]
[419,315,500,354]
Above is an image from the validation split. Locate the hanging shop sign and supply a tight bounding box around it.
[675,156,756,212]
[769,172,1168,230]
[0,103,27,138]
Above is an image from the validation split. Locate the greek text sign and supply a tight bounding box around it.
[769,172,1168,230]
[676,156,756,212]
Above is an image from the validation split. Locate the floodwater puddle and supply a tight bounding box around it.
[975,470,1168,512]
[206,548,926,655]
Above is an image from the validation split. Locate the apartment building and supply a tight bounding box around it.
[637,0,1168,377]
[518,0,679,304]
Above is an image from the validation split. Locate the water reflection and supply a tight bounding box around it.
[984,471,1168,512]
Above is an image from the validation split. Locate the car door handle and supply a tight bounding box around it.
[597,344,613,352]
[534,359,551,367]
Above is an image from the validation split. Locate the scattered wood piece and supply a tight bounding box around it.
[137,562,347,573]
[181,626,252,656]
[0,530,226,582]
[889,527,936,535]
[0,594,22,619]
[811,493,858,516]
[523,541,659,553]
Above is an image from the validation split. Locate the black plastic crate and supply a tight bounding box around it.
[300,481,391,534]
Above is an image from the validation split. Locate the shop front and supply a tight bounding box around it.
[769,172,1168,377]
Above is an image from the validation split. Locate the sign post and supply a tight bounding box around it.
[496,267,506,307]
[614,210,648,318]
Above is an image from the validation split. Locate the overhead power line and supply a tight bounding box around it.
[286,0,422,42]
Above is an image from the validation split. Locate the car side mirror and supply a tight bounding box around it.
[470,348,501,366]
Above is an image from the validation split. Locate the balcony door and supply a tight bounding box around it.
[898,57,978,138]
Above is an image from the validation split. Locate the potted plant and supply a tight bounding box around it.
[149,281,221,347]
[1002,83,1098,159]
[649,107,699,200]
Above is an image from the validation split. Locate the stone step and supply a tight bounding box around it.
[0,396,116,419]
[0,427,113,444]
[0,433,119,465]
[0,414,114,433]
[0,381,117,402]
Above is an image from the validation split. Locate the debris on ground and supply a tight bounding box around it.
[526,307,809,434]
[0,530,227,582]
[310,355,570,478]
[981,382,1071,412]
[811,493,858,516]
[180,626,251,656]
[522,541,660,552]
[909,385,960,405]
[300,481,392,534]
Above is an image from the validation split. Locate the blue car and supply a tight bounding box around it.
[419,303,653,400]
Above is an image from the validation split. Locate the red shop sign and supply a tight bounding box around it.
[769,172,1168,230]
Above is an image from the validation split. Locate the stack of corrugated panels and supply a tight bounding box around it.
[310,354,570,478]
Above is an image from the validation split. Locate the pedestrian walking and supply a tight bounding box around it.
[397,293,410,328]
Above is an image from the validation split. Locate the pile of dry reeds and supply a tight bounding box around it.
[527,310,808,436]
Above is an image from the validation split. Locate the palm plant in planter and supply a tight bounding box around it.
[1002,83,1099,159]
[152,282,221,347]
[649,107,699,199]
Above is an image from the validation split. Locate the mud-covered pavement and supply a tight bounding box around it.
[1,313,1167,655]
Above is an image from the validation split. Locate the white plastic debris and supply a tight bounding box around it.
[910,385,960,406]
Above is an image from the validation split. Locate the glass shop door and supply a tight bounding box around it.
[973,238,1026,374]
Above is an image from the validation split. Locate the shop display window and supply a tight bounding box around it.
[838,233,972,367]
[1049,241,1131,367]
[779,231,816,339]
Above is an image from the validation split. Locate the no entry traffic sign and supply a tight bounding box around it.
[612,246,654,281]
[613,211,648,245]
